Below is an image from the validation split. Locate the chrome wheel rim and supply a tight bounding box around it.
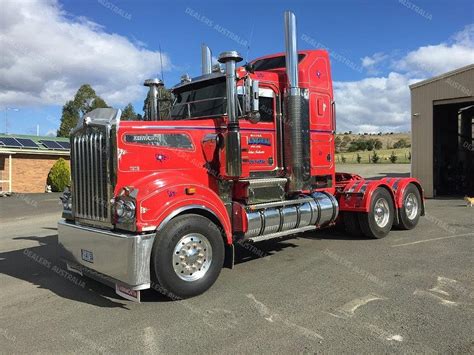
[374,198,390,228]
[405,193,418,220]
[173,233,212,282]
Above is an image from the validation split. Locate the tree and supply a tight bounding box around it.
[57,101,79,137]
[57,84,108,137]
[393,138,409,149]
[366,140,375,151]
[47,158,71,192]
[374,139,383,150]
[389,151,398,163]
[371,151,380,164]
[334,136,342,153]
[348,138,368,152]
[342,135,352,144]
[121,103,138,121]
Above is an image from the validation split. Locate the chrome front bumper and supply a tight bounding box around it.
[57,219,155,290]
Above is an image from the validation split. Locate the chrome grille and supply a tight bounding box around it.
[71,128,109,223]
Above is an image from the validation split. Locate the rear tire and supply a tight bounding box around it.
[151,214,225,299]
[358,187,394,239]
[396,183,422,230]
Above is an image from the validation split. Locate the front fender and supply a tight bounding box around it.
[132,171,232,243]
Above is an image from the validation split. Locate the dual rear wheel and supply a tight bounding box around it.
[344,183,421,239]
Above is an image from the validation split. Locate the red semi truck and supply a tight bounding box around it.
[58,11,424,301]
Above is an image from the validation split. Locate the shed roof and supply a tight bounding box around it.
[409,64,474,90]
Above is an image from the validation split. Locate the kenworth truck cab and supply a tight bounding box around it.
[58,12,424,301]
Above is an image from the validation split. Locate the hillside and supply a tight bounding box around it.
[335,132,411,150]
[335,132,411,164]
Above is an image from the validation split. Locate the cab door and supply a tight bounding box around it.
[239,87,280,177]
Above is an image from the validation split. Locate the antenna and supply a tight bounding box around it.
[159,44,165,82]
[245,20,255,63]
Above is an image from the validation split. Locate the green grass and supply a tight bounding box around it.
[336,148,411,164]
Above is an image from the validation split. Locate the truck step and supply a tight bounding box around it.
[248,225,317,243]
[247,197,314,210]
[239,177,288,187]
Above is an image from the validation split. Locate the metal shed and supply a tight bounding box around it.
[410,64,474,198]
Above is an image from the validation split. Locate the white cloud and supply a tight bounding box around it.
[0,0,171,108]
[361,52,389,75]
[336,25,474,133]
[335,73,419,133]
[393,24,474,76]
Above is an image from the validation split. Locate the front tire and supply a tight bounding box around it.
[358,187,394,239]
[396,183,422,230]
[151,214,225,299]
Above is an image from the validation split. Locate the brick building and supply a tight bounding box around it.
[0,134,70,193]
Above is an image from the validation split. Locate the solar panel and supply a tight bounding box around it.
[57,141,71,149]
[40,140,63,149]
[0,137,21,147]
[16,138,39,148]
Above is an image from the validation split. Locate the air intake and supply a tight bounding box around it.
[201,44,212,75]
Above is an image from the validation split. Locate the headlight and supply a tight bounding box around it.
[63,200,73,210]
[115,199,135,220]
[60,188,72,211]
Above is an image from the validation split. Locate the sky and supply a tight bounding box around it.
[0,0,473,136]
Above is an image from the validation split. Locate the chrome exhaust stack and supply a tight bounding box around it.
[201,44,212,75]
[284,11,300,96]
[144,78,164,121]
[218,51,243,178]
[284,11,306,191]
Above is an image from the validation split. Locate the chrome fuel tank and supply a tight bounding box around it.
[244,192,339,239]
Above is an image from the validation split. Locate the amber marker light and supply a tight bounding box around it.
[185,187,196,195]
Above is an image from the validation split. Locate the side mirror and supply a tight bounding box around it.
[251,79,259,114]
[242,77,260,122]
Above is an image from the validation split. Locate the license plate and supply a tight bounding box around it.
[81,249,94,263]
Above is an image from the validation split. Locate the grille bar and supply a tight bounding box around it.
[71,128,109,223]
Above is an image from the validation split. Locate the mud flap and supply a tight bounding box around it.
[116,284,141,303]
[224,243,235,269]
[66,263,83,276]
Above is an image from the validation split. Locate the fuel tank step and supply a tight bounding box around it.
[234,178,287,204]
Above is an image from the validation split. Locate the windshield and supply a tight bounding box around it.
[170,77,276,122]
[170,77,226,120]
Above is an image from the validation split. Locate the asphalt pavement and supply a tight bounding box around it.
[0,181,473,353]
